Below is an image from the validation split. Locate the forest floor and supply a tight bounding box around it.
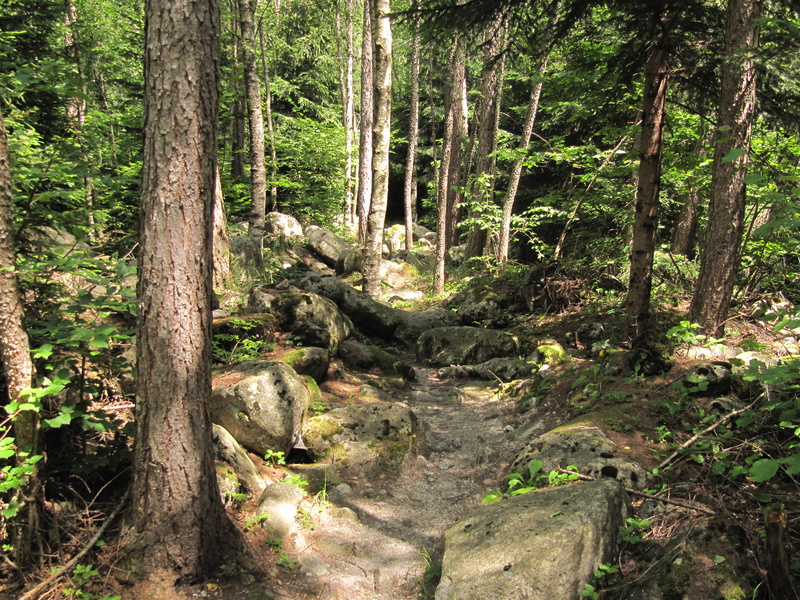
[8,269,799,600]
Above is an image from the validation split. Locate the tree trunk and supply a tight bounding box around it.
[337,0,357,230]
[229,6,247,183]
[625,34,669,344]
[363,0,392,298]
[0,107,38,571]
[402,7,421,252]
[213,164,234,291]
[257,19,279,211]
[445,48,467,249]
[356,0,374,245]
[433,34,462,295]
[240,0,267,247]
[498,51,549,263]
[689,0,761,336]
[132,0,238,585]
[671,188,700,258]
[464,17,505,259]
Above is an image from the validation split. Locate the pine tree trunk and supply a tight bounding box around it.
[0,107,38,571]
[132,0,238,584]
[464,17,505,259]
[258,21,279,211]
[239,0,267,247]
[625,35,669,344]
[363,0,392,298]
[337,0,357,230]
[229,8,247,183]
[498,52,549,263]
[445,50,467,249]
[403,7,421,251]
[213,164,234,291]
[690,0,761,336]
[433,34,462,295]
[356,0,374,245]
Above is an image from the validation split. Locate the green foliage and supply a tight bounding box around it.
[212,317,275,364]
[482,461,580,503]
[63,563,121,600]
[271,116,346,228]
[417,547,441,600]
[620,517,652,544]
[581,562,621,599]
[264,449,286,466]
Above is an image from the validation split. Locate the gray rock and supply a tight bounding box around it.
[394,308,458,345]
[305,225,351,267]
[435,479,628,600]
[230,235,263,282]
[334,247,365,276]
[265,211,303,240]
[212,424,266,495]
[298,274,403,339]
[254,481,305,539]
[303,401,424,475]
[510,427,647,490]
[211,360,310,456]
[281,346,330,383]
[437,357,532,382]
[245,286,354,354]
[416,326,519,367]
[684,361,732,396]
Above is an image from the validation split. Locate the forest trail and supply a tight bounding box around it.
[272,365,528,600]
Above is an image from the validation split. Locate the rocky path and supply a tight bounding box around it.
[282,367,528,600]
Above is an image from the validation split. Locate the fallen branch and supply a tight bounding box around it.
[553,469,716,515]
[19,487,130,600]
[658,395,763,471]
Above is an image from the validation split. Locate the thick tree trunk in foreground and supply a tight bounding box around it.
[363,0,392,298]
[240,0,267,247]
[625,35,669,344]
[132,0,236,584]
[0,107,38,570]
[690,0,761,336]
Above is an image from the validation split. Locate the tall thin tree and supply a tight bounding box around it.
[363,0,393,298]
[403,6,421,251]
[356,0,374,244]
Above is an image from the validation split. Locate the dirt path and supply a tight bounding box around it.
[278,366,528,600]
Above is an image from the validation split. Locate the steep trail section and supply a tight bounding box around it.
[288,367,526,600]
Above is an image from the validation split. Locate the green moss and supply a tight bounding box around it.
[306,417,342,442]
[282,348,306,367]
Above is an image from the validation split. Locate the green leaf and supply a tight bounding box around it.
[743,173,765,185]
[721,148,746,163]
[749,459,780,482]
[713,555,726,564]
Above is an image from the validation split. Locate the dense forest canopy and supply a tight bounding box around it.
[1,0,800,595]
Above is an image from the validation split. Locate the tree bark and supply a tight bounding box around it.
[402,6,421,251]
[690,0,761,336]
[257,19,279,211]
[464,17,505,259]
[239,0,267,247]
[363,0,392,298]
[498,51,549,263]
[445,46,467,249]
[229,4,247,183]
[356,0,374,245]
[213,163,233,291]
[132,0,238,584]
[433,33,463,295]
[0,107,38,570]
[625,34,669,344]
[337,0,357,230]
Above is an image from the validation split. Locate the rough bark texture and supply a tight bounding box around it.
[213,164,233,291]
[258,21,279,211]
[356,0,374,245]
[464,18,505,259]
[240,0,267,247]
[132,0,237,583]
[445,47,467,249]
[671,188,700,258]
[337,0,357,230]
[402,8,421,251]
[690,0,760,336]
[498,51,548,263]
[433,35,462,295]
[363,0,392,298]
[625,35,669,344]
[0,107,38,569]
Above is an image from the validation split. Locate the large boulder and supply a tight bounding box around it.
[437,357,533,382]
[510,426,648,490]
[394,308,458,345]
[265,211,303,240]
[211,361,310,456]
[245,285,354,353]
[306,225,351,267]
[435,479,628,600]
[297,274,403,339]
[683,361,732,396]
[303,401,424,475]
[416,326,519,366]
